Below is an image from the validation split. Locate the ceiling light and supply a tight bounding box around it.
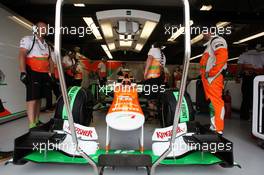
[168,20,194,42]
[190,54,203,60]
[200,5,212,11]
[83,17,102,40]
[126,35,132,40]
[227,57,239,61]
[216,21,231,28]
[191,34,204,44]
[100,22,113,38]
[233,32,264,44]
[120,40,133,47]
[119,35,133,40]
[140,21,157,39]
[9,16,32,30]
[108,43,116,50]
[135,43,144,51]
[74,4,85,7]
[191,21,231,45]
[101,45,113,59]
[190,53,239,62]
[120,35,125,40]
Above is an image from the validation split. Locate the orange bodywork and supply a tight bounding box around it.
[108,85,143,115]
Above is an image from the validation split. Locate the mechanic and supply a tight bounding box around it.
[62,51,76,87]
[72,47,85,86]
[173,67,182,88]
[97,57,107,86]
[144,42,165,94]
[117,63,126,77]
[236,45,264,120]
[73,61,83,86]
[19,21,54,128]
[199,32,228,134]
[50,49,61,99]
[163,66,170,88]
[144,42,166,118]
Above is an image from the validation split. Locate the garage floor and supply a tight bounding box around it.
[0,110,263,175]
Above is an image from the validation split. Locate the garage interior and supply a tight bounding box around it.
[0,0,264,175]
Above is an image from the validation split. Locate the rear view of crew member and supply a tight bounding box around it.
[199,33,228,134]
[62,51,76,87]
[97,57,107,86]
[236,46,264,120]
[144,43,166,118]
[18,21,54,128]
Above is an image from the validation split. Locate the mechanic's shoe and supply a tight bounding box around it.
[209,127,223,136]
[0,151,13,163]
[29,122,37,129]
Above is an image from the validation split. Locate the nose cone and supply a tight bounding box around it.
[106,111,145,131]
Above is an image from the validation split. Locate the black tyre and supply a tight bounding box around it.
[196,80,209,112]
[159,89,195,127]
[54,87,94,126]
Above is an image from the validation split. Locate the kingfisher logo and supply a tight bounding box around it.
[156,127,184,139]
[66,126,93,138]
[152,123,188,141]
[63,121,98,140]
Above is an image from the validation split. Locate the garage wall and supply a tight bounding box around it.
[0,5,53,123]
[0,5,31,123]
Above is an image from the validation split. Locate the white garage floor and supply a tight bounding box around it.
[0,110,263,175]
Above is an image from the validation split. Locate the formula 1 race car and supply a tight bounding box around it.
[11,1,238,175]
[13,82,236,175]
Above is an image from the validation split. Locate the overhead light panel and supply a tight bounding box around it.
[216,21,231,28]
[191,21,231,45]
[140,21,157,39]
[108,43,116,50]
[227,57,239,61]
[190,53,239,62]
[83,17,102,40]
[74,4,85,7]
[191,34,204,45]
[190,54,203,61]
[127,35,132,40]
[120,35,125,40]
[119,35,132,40]
[200,5,212,11]
[101,45,113,59]
[120,41,133,47]
[168,20,194,42]
[233,32,264,44]
[100,22,113,38]
[9,16,32,30]
[135,43,144,51]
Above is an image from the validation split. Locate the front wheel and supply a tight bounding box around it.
[158,89,195,127]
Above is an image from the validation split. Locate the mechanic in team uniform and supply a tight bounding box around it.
[19,21,54,128]
[144,42,166,118]
[64,51,76,87]
[236,45,264,120]
[97,57,107,86]
[144,42,166,97]
[72,47,85,86]
[199,32,228,134]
